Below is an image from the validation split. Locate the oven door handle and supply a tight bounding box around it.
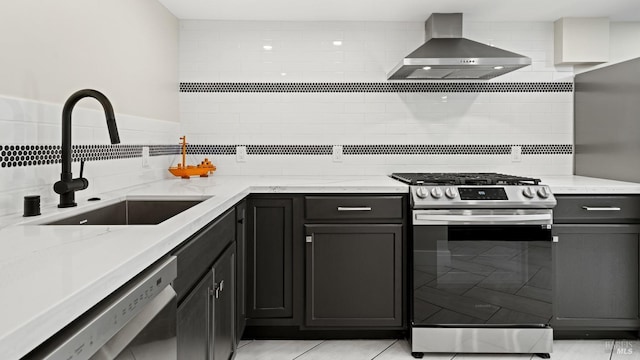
[414,213,552,225]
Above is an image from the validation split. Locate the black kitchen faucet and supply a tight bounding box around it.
[53,89,120,208]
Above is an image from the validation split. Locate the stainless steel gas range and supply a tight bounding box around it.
[390,173,556,359]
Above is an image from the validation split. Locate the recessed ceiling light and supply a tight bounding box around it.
[263,45,273,51]
[333,40,343,46]
[280,72,287,76]
[494,66,504,70]
[422,66,431,70]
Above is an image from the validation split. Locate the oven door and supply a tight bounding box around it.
[412,209,553,328]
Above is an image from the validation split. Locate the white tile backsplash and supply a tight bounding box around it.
[0,94,179,216]
[178,19,575,177]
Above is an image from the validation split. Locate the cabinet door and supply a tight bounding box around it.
[212,245,236,360]
[304,224,403,327]
[235,201,246,342]
[177,270,213,360]
[246,198,294,319]
[553,224,640,329]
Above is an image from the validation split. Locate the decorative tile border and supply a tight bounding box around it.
[0,143,573,168]
[0,144,143,168]
[345,144,573,155]
[180,82,573,93]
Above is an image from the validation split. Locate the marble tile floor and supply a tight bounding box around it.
[235,339,640,360]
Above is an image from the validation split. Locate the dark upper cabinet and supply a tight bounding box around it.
[235,200,247,341]
[304,224,403,327]
[552,195,640,331]
[246,196,303,325]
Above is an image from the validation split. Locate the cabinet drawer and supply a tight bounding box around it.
[173,208,235,303]
[305,196,403,221]
[554,195,640,223]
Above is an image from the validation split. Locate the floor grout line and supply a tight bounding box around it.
[291,339,327,360]
[609,339,615,360]
[236,339,253,349]
[370,339,399,359]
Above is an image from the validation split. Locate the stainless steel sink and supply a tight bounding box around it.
[44,199,207,225]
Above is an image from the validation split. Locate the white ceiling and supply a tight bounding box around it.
[158,0,640,22]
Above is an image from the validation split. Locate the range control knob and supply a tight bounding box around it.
[537,187,550,199]
[431,187,443,199]
[415,187,429,199]
[522,187,535,199]
[445,187,457,199]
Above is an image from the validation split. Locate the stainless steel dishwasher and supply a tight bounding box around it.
[24,256,177,360]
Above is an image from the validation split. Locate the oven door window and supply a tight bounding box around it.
[413,225,552,327]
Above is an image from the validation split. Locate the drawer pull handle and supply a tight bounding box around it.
[582,206,621,211]
[337,207,372,211]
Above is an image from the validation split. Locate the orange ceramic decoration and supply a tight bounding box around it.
[169,136,216,179]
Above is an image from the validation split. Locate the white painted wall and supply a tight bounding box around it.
[0,0,179,122]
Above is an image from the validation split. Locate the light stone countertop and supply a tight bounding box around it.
[0,175,406,360]
[1,174,639,359]
[542,175,640,194]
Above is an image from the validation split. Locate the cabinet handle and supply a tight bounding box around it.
[305,235,313,243]
[213,280,224,299]
[582,206,621,211]
[337,206,372,211]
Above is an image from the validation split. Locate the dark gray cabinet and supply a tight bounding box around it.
[246,196,303,325]
[173,207,238,360]
[553,195,640,331]
[235,201,246,341]
[304,224,403,327]
[177,270,213,359]
[173,209,235,303]
[212,244,236,360]
[176,243,236,360]
[303,195,405,329]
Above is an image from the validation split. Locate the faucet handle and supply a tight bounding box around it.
[80,160,85,179]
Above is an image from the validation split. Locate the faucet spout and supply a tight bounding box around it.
[54,89,120,208]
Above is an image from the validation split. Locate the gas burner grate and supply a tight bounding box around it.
[391,172,541,186]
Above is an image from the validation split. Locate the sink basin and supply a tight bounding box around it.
[44,199,207,225]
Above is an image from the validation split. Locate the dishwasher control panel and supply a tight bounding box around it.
[26,256,177,360]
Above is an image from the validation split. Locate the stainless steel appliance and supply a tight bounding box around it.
[24,256,177,360]
[574,57,640,183]
[390,173,555,359]
[387,13,531,80]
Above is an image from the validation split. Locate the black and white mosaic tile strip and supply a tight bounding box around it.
[345,144,573,155]
[180,82,573,93]
[0,144,143,168]
[0,143,573,168]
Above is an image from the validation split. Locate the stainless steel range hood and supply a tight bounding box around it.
[387,13,531,80]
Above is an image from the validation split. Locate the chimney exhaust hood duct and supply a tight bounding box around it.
[387,13,531,80]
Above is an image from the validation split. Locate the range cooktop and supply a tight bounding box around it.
[390,172,541,186]
[390,172,555,209]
